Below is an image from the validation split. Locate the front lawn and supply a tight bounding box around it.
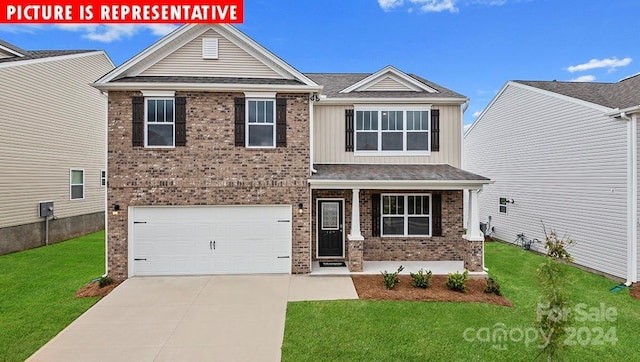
[282,242,640,361]
[0,231,105,361]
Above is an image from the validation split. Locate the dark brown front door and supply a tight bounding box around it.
[318,200,344,257]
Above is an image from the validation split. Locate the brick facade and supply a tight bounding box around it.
[107,91,311,279]
[312,189,483,272]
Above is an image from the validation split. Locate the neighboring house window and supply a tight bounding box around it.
[100,170,106,187]
[70,169,84,200]
[381,194,431,236]
[246,99,276,148]
[355,109,430,153]
[499,198,508,214]
[146,98,175,147]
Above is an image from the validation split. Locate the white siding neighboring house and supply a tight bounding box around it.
[0,39,114,254]
[464,77,640,284]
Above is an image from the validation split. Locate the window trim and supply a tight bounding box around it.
[100,169,106,187]
[144,97,176,148]
[245,98,276,149]
[70,169,85,200]
[354,106,431,156]
[381,193,432,237]
[499,197,509,214]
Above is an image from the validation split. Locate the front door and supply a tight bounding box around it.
[318,200,344,257]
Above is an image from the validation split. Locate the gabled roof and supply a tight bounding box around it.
[514,75,640,110]
[0,39,27,57]
[305,72,466,101]
[339,65,437,94]
[95,24,319,90]
[0,39,98,65]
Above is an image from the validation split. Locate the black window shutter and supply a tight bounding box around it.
[345,109,354,152]
[371,193,381,237]
[234,98,246,146]
[431,109,440,152]
[276,98,287,147]
[132,97,144,147]
[175,97,186,146]
[432,193,442,237]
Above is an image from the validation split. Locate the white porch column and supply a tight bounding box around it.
[463,189,484,241]
[348,188,364,241]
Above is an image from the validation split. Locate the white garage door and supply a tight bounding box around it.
[129,206,292,276]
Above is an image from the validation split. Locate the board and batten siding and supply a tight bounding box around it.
[141,29,283,78]
[0,53,113,228]
[314,104,461,166]
[464,83,628,279]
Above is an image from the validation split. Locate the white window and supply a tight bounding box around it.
[381,194,431,236]
[355,108,430,153]
[246,99,276,148]
[145,98,175,147]
[100,170,106,187]
[70,169,84,200]
[499,198,508,214]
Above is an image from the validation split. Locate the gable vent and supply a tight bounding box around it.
[202,38,219,59]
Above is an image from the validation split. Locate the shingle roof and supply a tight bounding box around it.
[0,44,97,64]
[0,39,27,56]
[515,75,640,109]
[111,76,305,85]
[304,73,466,99]
[311,164,489,181]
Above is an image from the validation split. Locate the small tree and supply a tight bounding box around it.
[536,224,575,361]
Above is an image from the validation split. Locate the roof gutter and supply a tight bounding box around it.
[308,179,492,190]
[92,82,323,92]
[315,97,468,106]
[610,109,638,285]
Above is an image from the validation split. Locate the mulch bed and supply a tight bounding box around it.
[631,284,640,300]
[351,275,513,307]
[75,281,122,298]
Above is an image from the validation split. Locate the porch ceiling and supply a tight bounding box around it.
[308,164,491,190]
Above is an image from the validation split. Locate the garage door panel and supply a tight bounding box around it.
[130,206,291,276]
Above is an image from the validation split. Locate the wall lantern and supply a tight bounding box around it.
[112,204,121,215]
[297,203,304,214]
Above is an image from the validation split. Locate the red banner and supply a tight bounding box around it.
[0,0,243,23]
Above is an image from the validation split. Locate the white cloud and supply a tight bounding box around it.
[463,123,472,133]
[378,0,404,11]
[410,0,459,12]
[472,110,482,117]
[53,24,178,43]
[0,25,43,34]
[569,75,596,82]
[567,57,632,73]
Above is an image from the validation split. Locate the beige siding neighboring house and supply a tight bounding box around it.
[464,78,640,284]
[0,41,114,254]
[93,24,490,280]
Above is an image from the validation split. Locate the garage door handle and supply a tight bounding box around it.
[210,241,215,250]
[277,256,290,259]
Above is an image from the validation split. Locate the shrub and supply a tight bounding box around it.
[98,276,114,288]
[380,265,404,290]
[446,270,469,293]
[410,269,433,289]
[484,277,501,295]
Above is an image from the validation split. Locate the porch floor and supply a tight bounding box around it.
[311,261,468,276]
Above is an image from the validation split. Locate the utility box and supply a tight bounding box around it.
[39,201,54,217]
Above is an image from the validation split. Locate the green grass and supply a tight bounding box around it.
[282,242,640,361]
[0,231,105,361]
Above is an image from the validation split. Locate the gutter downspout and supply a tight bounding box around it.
[101,90,109,278]
[460,100,470,236]
[621,111,638,285]
[309,93,317,174]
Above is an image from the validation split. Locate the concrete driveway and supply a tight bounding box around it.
[28,275,357,362]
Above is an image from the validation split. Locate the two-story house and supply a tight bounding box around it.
[94,24,490,279]
[0,39,113,254]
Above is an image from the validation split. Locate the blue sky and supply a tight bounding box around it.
[1,0,638,125]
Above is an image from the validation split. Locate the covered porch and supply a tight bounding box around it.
[308,164,491,274]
